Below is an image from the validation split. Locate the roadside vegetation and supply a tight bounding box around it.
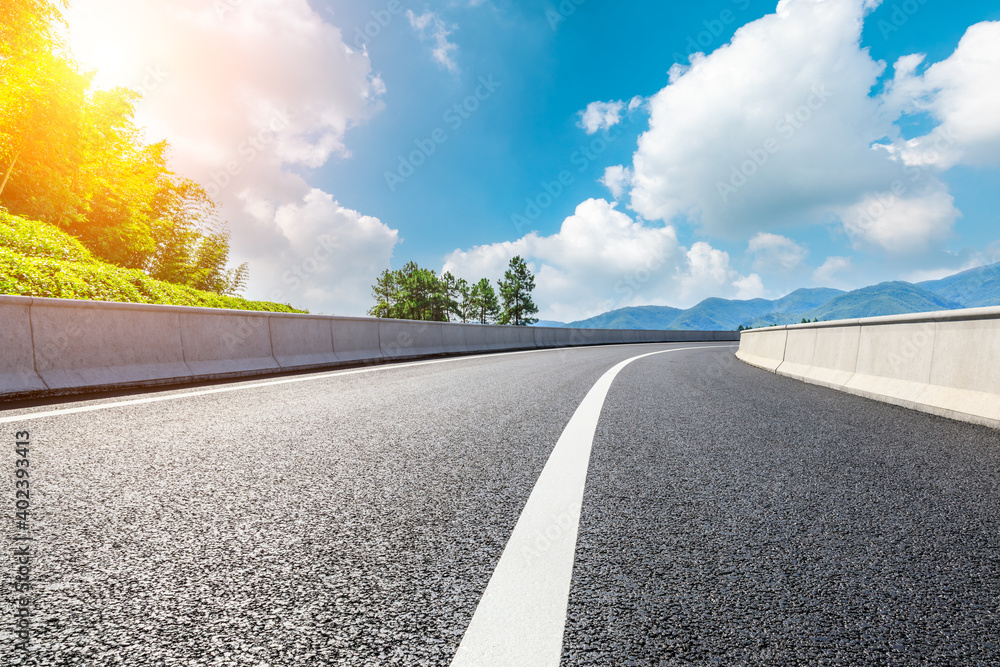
[369,256,539,325]
[0,211,302,311]
[0,1,298,311]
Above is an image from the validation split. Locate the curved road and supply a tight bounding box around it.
[2,343,999,665]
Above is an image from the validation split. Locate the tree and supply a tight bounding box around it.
[0,0,249,295]
[497,256,539,326]
[450,276,472,323]
[470,278,500,324]
[367,262,455,322]
[369,268,398,318]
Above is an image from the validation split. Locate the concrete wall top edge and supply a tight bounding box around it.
[765,306,1000,332]
[12,296,744,333]
[0,294,34,306]
[25,295,289,317]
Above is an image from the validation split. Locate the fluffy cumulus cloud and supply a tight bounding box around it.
[620,0,993,255]
[747,233,808,272]
[578,100,626,134]
[443,199,758,322]
[407,10,460,74]
[600,165,633,200]
[880,21,1000,169]
[65,0,398,315]
[813,256,852,286]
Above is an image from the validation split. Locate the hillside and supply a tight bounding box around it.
[561,305,683,329]
[0,210,303,313]
[553,262,1000,331]
[918,262,1000,308]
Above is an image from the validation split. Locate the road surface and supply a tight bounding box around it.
[2,343,999,665]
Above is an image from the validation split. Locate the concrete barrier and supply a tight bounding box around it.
[379,319,446,360]
[31,298,191,391]
[0,296,47,394]
[0,296,736,400]
[735,326,787,372]
[269,314,337,371]
[180,310,279,377]
[330,317,382,363]
[462,324,493,354]
[737,307,1000,429]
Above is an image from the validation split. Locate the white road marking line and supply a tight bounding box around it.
[0,343,734,424]
[451,345,726,667]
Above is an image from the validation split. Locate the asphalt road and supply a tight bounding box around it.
[2,343,999,665]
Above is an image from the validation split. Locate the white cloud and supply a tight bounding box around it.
[244,189,398,314]
[840,187,959,253]
[734,273,766,300]
[443,199,758,321]
[624,0,966,255]
[813,256,852,285]
[64,0,399,315]
[747,233,808,272]
[600,165,633,200]
[578,100,626,134]
[407,10,459,74]
[880,21,1000,169]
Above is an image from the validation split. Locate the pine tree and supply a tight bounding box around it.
[470,278,500,324]
[497,256,539,326]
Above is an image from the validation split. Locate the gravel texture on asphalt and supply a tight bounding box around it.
[4,343,998,666]
[563,346,1000,666]
[2,345,699,666]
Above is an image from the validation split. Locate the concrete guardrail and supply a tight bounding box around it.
[0,295,739,401]
[736,306,1000,430]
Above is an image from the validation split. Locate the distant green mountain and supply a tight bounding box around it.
[561,305,683,330]
[807,282,962,320]
[743,282,963,328]
[918,262,1000,308]
[550,261,1000,331]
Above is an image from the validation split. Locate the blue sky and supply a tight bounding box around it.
[66,0,1000,319]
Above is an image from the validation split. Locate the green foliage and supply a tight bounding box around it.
[0,1,248,296]
[368,262,459,321]
[497,256,539,326]
[470,277,500,324]
[0,208,93,262]
[368,262,521,324]
[0,211,300,312]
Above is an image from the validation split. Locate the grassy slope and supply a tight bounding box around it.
[0,210,304,313]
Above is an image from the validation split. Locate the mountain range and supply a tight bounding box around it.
[541,261,1000,331]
